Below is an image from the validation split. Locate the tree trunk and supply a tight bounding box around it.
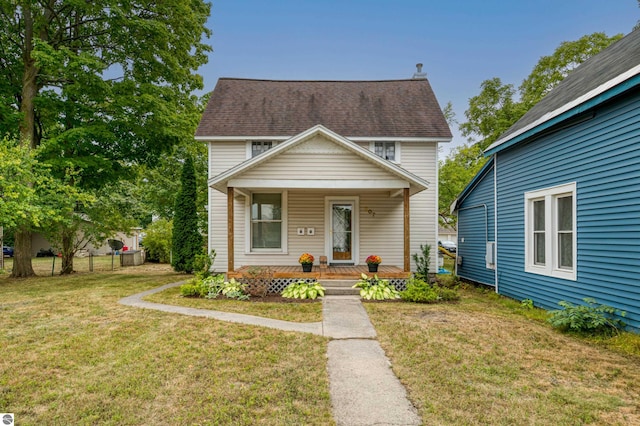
[10,228,35,278]
[11,3,39,277]
[60,227,75,275]
[20,3,39,149]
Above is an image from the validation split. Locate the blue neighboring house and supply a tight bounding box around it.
[452,29,640,331]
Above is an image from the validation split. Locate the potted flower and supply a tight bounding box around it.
[299,253,314,272]
[366,255,382,272]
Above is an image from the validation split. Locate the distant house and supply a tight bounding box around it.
[196,72,452,278]
[31,229,141,257]
[438,226,457,245]
[452,30,640,330]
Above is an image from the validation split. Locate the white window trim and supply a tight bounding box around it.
[245,190,288,254]
[369,141,400,164]
[246,141,278,159]
[524,182,577,280]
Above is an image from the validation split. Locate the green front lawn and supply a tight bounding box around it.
[365,287,640,425]
[0,267,333,425]
[4,262,640,425]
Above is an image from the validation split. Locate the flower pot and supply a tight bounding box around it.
[368,263,378,273]
[302,263,313,272]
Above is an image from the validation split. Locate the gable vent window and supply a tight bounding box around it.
[251,141,273,157]
[373,141,396,161]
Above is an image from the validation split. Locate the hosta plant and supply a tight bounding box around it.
[282,280,325,300]
[353,273,400,300]
[219,278,250,301]
[181,275,250,300]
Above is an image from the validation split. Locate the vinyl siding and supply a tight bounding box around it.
[208,138,439,274]
[457,163,496,286]
[359,193,404,267]
[209,141,246,176]
[208,141,247,268]
[496,89,640,330]
[240,142,395,181]
[401,142,439,271]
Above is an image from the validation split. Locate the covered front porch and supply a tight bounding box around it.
[228,264,411,280]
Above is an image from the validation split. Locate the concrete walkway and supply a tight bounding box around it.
[120,284,421,426]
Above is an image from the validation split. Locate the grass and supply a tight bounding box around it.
[144,285,323,323]
[365,285,640,425]
[4,258,640,425]
[0,265,333,425]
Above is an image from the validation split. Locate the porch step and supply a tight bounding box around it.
[321,280,361,296]
[321,280,356,288]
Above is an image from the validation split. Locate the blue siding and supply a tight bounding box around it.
[496,89,640,331]
[457,162,496,286]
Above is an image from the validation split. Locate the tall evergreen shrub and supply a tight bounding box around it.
[171,157,202,273]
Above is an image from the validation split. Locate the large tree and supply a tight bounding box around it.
[0,140,88,263]
[439,32,623,227]
[0,1,211,276]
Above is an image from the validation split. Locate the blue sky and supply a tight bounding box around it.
[199,0,638,156]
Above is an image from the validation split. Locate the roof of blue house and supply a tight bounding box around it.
[485,29,640,156]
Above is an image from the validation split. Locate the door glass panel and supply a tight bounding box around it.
[332,204,352,261]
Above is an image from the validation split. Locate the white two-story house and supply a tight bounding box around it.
[195,71,451,280]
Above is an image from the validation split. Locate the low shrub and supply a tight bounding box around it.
[142,219,173,263]
[520,298,534,310]
[194,250,216,280]
[412,243,431,281]
[179,279,209,298]
[547,298,626,335]
[282,280,325,300]
[435,274,461,289]
[353,274,401,300]
[180,274,249,300]
[400,277,460,303]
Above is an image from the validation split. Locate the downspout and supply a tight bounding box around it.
[493,156,498,294]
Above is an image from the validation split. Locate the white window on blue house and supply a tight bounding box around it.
[249,192,287,252]
[371,141,398,162]
[525,182,576,280]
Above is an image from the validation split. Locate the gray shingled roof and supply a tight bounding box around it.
[196,78,452,139]
[494,29,640,146]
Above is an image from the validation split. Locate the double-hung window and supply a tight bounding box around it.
[525,182,576,280]
[250,192,285,251]
[251,141,273,157]
[372,141,397,162]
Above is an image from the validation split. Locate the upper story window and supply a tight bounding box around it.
[524,182,576,280]
[372,141,397,162]
[251,141,273,157]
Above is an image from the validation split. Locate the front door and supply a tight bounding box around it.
[327,198,358,264]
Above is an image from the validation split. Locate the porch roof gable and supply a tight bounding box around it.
[208,125,429,195]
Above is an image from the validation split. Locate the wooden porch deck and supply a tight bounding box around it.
[228,265,411,280]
